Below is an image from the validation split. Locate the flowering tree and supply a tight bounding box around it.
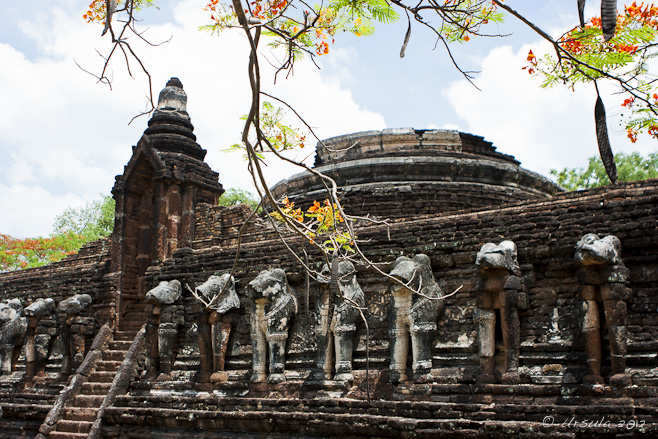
[80,0,658,325]
[527,2,658,142]
[518,1,658,183]
[1,195,115,272]
[0,233,86,272]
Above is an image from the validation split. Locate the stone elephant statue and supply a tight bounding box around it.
[312,260,365,383]
[57,293,93,377]
[388,254,445,383]
[474,240,525,384]
[575,233,632,387]
[248,268,298,384]
[193,273,240,383]
[24,298,56,380]
[145,280,183,381]
[0,299,28,375]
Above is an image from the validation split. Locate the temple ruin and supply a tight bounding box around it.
[1,78,657,438]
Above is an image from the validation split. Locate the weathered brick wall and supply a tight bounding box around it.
[283,181,547,220]
[145,179,658,386]
[193,203,270,248]
[0,238,115,344]
[1,180,656,438]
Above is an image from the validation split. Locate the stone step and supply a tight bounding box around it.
[108,339,133,350]
[1,420,47,439]
[48,431,89,439]
[114,331,139,341]
[96,360,122,371]
[54,419,93,434]
[81,381,112,394]
[73,394,105,408]
[104,349,128,362]
[119,326,145,334]
[113,390,658,422]
[121,318,148,325]
[65,407,98,422]
[104,403,658,438]
[89,370,117,383]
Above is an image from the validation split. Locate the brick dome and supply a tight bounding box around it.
[271,128,561,218]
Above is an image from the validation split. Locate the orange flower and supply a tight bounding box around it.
[307,200,321,213]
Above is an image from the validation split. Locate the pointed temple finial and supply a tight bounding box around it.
[166,77,183,88]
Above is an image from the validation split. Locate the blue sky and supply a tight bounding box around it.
[0,1,656,238]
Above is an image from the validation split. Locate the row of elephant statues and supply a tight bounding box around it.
[0,293,93,380]
[143,232,632,387]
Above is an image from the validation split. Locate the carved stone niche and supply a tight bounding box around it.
[388,254,445,383]
[311,260,366,383]
[474,240,525,385]
[248,268,298,384]
[24,298,56,381]
[575,233,632,387]
[193,273,240,383]
[56,294,93,377]
[144,280,183,381]
[0,299,27,376]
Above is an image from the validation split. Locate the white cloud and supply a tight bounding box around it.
[0,0,385,238]
[0,184,84,238]
[442,42,657,178]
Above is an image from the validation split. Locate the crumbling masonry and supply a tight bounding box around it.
[1,78,658,438]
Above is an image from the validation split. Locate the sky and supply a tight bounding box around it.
[0,0,656,238]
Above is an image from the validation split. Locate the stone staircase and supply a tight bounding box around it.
[46,327,140,438]
[101,382,658,438]
[0,384,63,438]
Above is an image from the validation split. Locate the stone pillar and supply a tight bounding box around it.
[144,306,161,381]
[154,182,168,263]
[166,184,182,257]
[474,308,496,383]
[250,301,268,383]
[388,292,411,383]
[180,185,196,248]
[111,180,128,329]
